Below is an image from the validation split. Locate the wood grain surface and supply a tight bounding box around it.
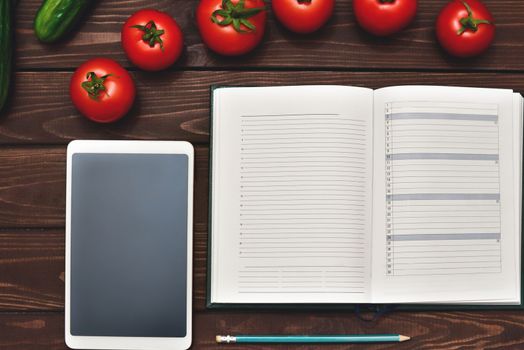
[2,311,524,350]
[2,0,524,348]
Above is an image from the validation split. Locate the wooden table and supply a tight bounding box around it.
[1,0,524,349]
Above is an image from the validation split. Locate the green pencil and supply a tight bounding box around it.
[216,334,410,344]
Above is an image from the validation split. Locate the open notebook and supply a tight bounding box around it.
[208,85,523,307]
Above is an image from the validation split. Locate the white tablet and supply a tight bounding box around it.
[65,140,193,350]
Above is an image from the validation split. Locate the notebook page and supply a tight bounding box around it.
[210,86,373,304]
[371,86,520,304]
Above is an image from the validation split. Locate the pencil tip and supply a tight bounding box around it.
[399,335,411,342]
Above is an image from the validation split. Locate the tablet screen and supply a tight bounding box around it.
[70,153,188,337]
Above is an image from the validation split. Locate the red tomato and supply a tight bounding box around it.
[121,9,184,71]
[70,58,136,123]
[353,0,417,36]
[272,0,335,34]
[196,0,267,56]
[436,0,494,58]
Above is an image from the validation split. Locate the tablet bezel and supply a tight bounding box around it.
[65,140,193,350]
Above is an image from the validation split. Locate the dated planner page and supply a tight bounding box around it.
[371,86,521,304]
[210,86,373,304]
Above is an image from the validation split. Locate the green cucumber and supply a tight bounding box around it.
[34,0,90,43]
[0,0,11,112]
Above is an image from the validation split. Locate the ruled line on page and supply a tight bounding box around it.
[389,113,498,122]
[237,112,370,294]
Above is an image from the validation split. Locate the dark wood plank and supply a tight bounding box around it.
[0,146,208,229]
[2,311,524,349]
[0,313,65,350]
[0,228,208,312]
[0,148,65,227]
[0,230,64,310]
[13,0,524,70]
[2,71,524,144]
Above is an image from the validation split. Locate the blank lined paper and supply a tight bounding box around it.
[384,101,502,276]
[238,113,369,294]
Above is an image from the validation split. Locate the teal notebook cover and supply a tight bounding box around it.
[206,85,524,311]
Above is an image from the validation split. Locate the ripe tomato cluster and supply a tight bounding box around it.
[70,0,496,123]
[353,0,494,58]
[194,0,495,58]
[71,8,185,123]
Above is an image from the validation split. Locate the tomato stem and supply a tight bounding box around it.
[81,72,112,100]
[131,20,165,49]
[379,0,396,3]
[297,0,312,3]
[211,0,265,33]
[457,1,493,35]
